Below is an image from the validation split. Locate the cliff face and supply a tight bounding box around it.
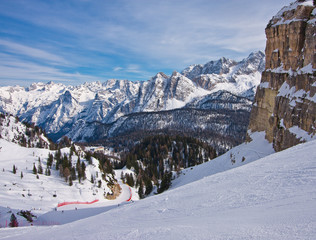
[248,1,316,151]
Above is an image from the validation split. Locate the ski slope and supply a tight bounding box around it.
[1,138,315,239]
[0,139,137,228]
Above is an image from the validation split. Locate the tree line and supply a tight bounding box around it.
[121,135,217,198]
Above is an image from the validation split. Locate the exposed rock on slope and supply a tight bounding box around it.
[248,0,315,151]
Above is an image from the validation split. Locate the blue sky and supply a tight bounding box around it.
[0,0,290,86]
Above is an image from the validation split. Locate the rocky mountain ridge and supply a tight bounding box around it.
[0,51,265,151]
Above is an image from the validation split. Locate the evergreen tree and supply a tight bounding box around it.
[157,172,172,194]
[55,149,61,170]
[9,213,18,227]
[12,165,16,174]
[81,162,86,180]
[126,173,135,187]
[97,180,102,188]
[121,171,125,183]
[76,157,81,171]
[62,154,69,169]
[85,151,92,165]
[20,171,23,179]
[63,167,70,182]
[90,175,94,183]
[138,183,144,199]
[71,167,76,180]
[47,153,53,168]
[144,178,153,196]
[37,162,43,174]
[32,163,37,175]
[59,165,64,177]
[69,176,73,186]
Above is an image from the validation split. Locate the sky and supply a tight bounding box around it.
[0,0,291,87]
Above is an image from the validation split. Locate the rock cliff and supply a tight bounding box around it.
[248,0,316,151]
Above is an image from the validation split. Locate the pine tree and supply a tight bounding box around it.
[55,149,61,170]
[9,213,18,227]
[76,157,81,171]
[69,176,73,186]
[47,153,54,168]
[12,165,16,174]
[97,180,102,188]
[20,171,23,179]
[38,162,43,174]
[121,171,125,183]
[81,162,86,180]
[33,163,37,175]
[138,183,144,199]
[90,175,94,183]
[157,172,172,194]
[63,167,70,182]
[85,151,92,165]
[71,167,76,180]
[145,178,153,196]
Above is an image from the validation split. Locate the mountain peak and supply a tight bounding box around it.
[153,72,169,80]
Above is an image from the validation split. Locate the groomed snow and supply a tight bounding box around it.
[1,136,315,239]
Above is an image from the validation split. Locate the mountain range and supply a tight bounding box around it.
[0,51,265,152]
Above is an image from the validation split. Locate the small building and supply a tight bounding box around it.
[86,146,105,153]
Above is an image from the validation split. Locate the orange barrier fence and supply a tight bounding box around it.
[126,186,132,202]
[57,199,99,207]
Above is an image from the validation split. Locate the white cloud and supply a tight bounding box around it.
[113,67,123,72]
[0,0,291,85]
[0,39,68,65]
[0,53,100,86]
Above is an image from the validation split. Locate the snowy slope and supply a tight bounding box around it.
[171,131,275,189]
[0,138,138,228]
[1,138,315,239]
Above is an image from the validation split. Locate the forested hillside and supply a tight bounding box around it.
[121,135,217,197]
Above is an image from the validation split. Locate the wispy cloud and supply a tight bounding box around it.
[0,0,291,86]
[0,53,100,86]
[113,67,123,72]
[0,39,68,65]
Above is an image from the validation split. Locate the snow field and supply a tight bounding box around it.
[1,134,315,239]
[0,139,138,228]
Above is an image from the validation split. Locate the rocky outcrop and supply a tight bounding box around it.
[248,1,315,151]
[105,183,122,200]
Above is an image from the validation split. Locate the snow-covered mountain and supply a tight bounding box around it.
[0,113,51,149]
[182,51,265,98]
[0,51,264,147]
